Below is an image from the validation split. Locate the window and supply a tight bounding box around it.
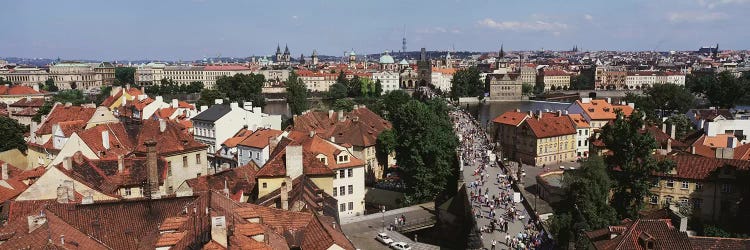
[168,186,174,193]
[183,156,188,168]
[333,187,337,196]
[722,183,733,193]
[666,179,674,188]
[679,197,689,206]
[196,154,201,164]
[650,195,658,204]
[348,169,353,177]
[340,203,346,212]
[168,163,172,176]
[681,181,689,189]
[348,185,353,194]
[348,202,353,211]
[339,170,345,178]
[339,186,345,196]
[262,182,267,188]
[695,183,703,191]
[664,196,673,206]
[124,187,132,196]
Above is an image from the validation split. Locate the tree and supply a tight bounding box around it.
[41,78,59,92]
[664,114,694,139]
[196,89,225,108]
[381,90,412,120]
[69,81,77,90]
[0,116,27,152]
[32,101,52,123]
[522,83,534,96]
[336,71,348,85]
[374,79,383,97]
[327,83,349,99]
[688,71,750,108]
[375,129,397,169]
[570,70,595,90]
[95,85,113,105]
[115,67,136,86]
[187,81,204,93]
[54,89,88,105]
[564,156,618,229]
[332,99,355,112]
[215,73,266,107]
[600,111,674,218]
[391,99,458,204]
[347,76,363,97]
[0,77,11,85]
[644,83,695,116]
[450,67,483,100]
[286,71,309,115]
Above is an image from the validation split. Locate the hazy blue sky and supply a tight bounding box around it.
[3,0,748,60]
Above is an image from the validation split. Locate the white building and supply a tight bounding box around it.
[568,114,592,158]
[134,63,253,89]
[236,129,283,167]
[0,62,115,90]
[371,71,400,94]
[192,101,282,166]
[430,71,454,93]
[688,109,749,144]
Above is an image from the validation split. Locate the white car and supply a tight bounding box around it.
[376,232,394,245]
[390,242,412,250]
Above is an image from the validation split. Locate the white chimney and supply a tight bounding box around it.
[281,177,291,210]
[230,102,239,110]
[211,216,228,247]
[138,95,146,101]
[670,124,676,139]
[328,110,334,118]
[338,110,345,122]
[606,97,611,103]
[1,162,8,180]
[285,146,303,179]
[117,155,124,173]
[214,99,223,105]
[62,157,72,171]
[201,105,209,112]
[309,130,315,138]
[32,84,39,92]
[330,136,335,143]
[243,102,253,110]
[662,123,667,134]
[159,119,167,133]
[101,130,110,150]
[121,95,127,106]
[171,99,178,108]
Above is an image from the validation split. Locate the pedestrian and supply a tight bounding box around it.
[401,215,406,225]
[491,239,497,250]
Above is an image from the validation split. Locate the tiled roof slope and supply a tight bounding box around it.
[524,115,576,138]
[133,119,206,156]
[292,107,392,147]
[492,111,528,126]
[36,104,96,135]
[655,154,750,180]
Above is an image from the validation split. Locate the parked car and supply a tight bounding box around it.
[390,242,412,250]
[376,232,394,245]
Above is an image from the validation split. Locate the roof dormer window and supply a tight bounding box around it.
[337,154,349,164]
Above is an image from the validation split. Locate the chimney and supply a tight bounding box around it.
[27,214,47,233]
[60,235,65,246]
[200,105,208,112]
[309,130,315,138]
[691,146,696,154]
[140,86,145,94]
[670,124,676,139]
[215,99,223,105]
[65,102,72,107]
[268,136,279,153]
[606,97,611,103]
[338,110,345,122]
[556,110,562,117]
[253,107,262,114]
[662,123,667,134]
[211,216,228,247]
[32,84,40,92]
[243,101,253,110]
[328,110,334,118]
[330,136,335,143]
[285,145,303,179]
[155,96,163,103]
[537,110,542,120]
[280,177,291,210]
[138,95,146,101]
[515,108,521,113]
[528,110,533,117]
[171,99,178,108]
[666,139,672,153]
[62,157,72,171]
[1,162,8,180]
[121,95,127,106]
[564,110,569,115]
[159,119,167,133]
[117,155,124,173]
[101,130,110,150]
[230,102,239,110]
[145,140,159,198]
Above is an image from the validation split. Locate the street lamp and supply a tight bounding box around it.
[381,205,386,232]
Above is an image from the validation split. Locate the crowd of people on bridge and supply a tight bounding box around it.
[451,106,551,250]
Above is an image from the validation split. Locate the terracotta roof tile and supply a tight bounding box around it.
[492,111,528,126]
[0,85,42,95]
[292,107,392,147]
[155,231,187,247]
[9,97,45,108]
[656,154,750,180]
[237,128,283,149]
[36,105,96,135]
[689,236,750,249]
[134,119,207,156]
[524,115,576,138]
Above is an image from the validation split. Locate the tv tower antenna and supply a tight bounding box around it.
[402,25,407,53]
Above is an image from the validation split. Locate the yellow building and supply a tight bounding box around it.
[516,112,577,166]
[537,69,571,91]
[647,154,750,225]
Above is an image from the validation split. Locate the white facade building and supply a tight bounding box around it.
[371,71,400,94]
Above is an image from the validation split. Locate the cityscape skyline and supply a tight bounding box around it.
[3,0,750,61]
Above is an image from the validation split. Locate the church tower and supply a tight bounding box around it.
[311,50,319,65]
[348,50,356,68]
[282,45,291,65]
[417,48,432,87]
[299,54,305,65]
[275,44,282,63]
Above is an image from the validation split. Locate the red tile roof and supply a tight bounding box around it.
[76,123,134,161]
[734,143,750,160]
[292,107,392,147]
[576,99,620,120]
[492,111,528,126]
[524,115,576,138]
[689,236,750,249]
[286,132,365,170]
[0,85,42,95]
[36,104,96,135]
[257,146,334,178]
[237,128,283,149]
[656,154,750,180]
[185,163,258,201]
[568,113,591,128]
[222,128,255,148]
[587,219,691,250]
[9,97,45,108]
[134,120,207,156]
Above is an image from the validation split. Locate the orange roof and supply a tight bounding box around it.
[698,134,735,148]
[36,105,96,135]
[492,111,528,126]
[524,115,576,138]
[577,99,617,120]
[155,231,187,247]
[236,128,283,149]
[222,128,254,148]
[734,143,750,160]
[612,104,634,117]
[287,131,365,170]
[567,114,590,128]
[0,85,42,95]
[432,67,457,75]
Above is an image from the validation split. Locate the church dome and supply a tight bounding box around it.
[399,59,409,65]
[349,51,356,56]
[379,51,395,64]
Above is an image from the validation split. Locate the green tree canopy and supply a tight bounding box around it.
[327,83,349,100]
[600,111,674,218]
[196,89,226,108]
[115,67,136,86]
[522,83,534,96]
[450,66,483,100]
[54,89,88,105]
[375,129,397,169]
[381,90,411,120]
[286,71,309,115]
[688,71,750,108]
[216,73,266,107]
[391,99,458,204]
[331,99,355,112]
[0,116,27,152]
[374,79,383,97]
[664,114,694,139]
[347,76,363,97]
[41,78,59,92]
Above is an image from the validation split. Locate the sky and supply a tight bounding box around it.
[3,0,749,61]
